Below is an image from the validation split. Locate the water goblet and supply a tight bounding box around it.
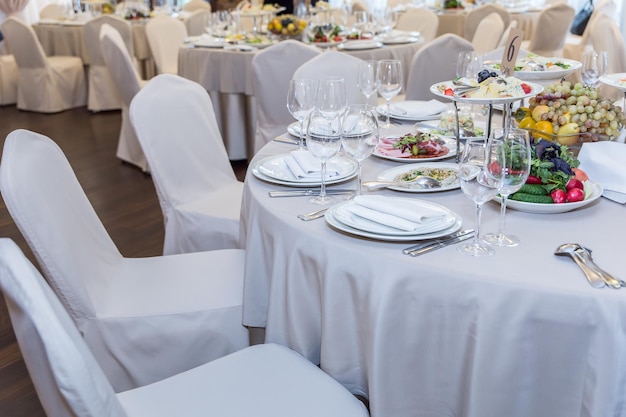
[376,59,403,129]
[457,138,505,257]
[341,105,379,194]
[582,50,608,88]
[307,109,343,205]
[482,128,531,247]
[317,76,346,117]
[353,11,368,39]
[287,79,318,150]
[356,60,379,108]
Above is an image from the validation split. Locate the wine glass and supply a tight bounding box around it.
[582,50,608,88]
[456,51,482,79]
[287,79,318,150]
[353,11,368,39]
[341,105,379,195]
[316,76,346,117]
[321,13,336,43]
[457,139,505,257]
[376,59,403,129]
[482,128,531,247]
[307,109,342,205]
[356,60,379,108]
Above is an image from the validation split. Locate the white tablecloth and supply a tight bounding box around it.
[241,136,626,417]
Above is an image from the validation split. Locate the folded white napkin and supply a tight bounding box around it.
[578,141,626,203]
[285,150,339,180]
[389,100,448,118]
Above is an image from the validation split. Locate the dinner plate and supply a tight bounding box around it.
[430,80,543,105]
[373,136,458,162]
[497,180,603,213]
[287,121,372,138]
[599,73,626,92]
[251,154,357,186]
[337,40,383,50]
[376,162,460,192]
[484,58,581,81]
[308,40,343,48]
[192,39,225,48]
[377,31,420,44]
[375,105,445,122]
[325,200,462,241]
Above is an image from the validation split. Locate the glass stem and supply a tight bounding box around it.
[386,99,391,126]
[474,202,483,247]
[498,194,509,239]
[356,161,362,195]
[298,119,305,150]
[320,160,327,198]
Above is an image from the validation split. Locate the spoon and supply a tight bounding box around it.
[554,243,608,289]
[362,176,442,191]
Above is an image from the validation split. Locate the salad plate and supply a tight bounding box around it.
[499,180,603,213]
[374,136,458,162]
[252,154,357,186]
[484,57,581,81]
[430,80,542,104]
[376,162,460,192]
[599,73,626,92]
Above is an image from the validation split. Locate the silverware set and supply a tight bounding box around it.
[554,243,624,289]
[402,229,475,257]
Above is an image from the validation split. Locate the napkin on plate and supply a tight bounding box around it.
[577,141,626,203]
[285,150,340,180]
[389,100,448,118]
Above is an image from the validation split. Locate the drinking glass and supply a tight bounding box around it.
[356,60,379,108]
[376,59,403,129]
[341,105,379,194]
[316,76,346,117]
[457,139,505,257]
[287,79,318,150]
[581,50,608,87]
[482,128,531,247]
[353,11,368,39]
[307,109,342,205]
[456,51,482,79]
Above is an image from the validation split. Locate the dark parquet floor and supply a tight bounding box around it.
[0,104,248,416]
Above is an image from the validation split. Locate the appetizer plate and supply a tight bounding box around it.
[376,162,460,192]
[498,180,603,213]
[599,73,626,92]
[484,58,581,81]
[252,154,357,186]
[373,136,458,162]
[430,80,543,105]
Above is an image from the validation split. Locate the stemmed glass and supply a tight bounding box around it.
[353,11,368,39]
[356,60,378,108]
[341,105,379,195]
[482,128,531,247]
[582,50,608,88]
[316,76,346,117]
[457,139,505,257]
[307,109,342,205]
[287,79,318,150]
[376,59,403,129]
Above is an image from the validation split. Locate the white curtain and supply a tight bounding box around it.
[0,0,39,25]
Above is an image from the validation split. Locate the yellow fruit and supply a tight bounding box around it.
[287,23,296,32]
[531,105,550,122]
[556,122,580,146]
[514,107,531,122]
[518,117,536,130]
[275,22,282,31]
[533,120,554,140]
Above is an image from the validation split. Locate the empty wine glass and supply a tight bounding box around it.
[341,105,379,194]
[307,109,342,205]
[456,51,482,79]
[353,11,368,39]
[376,59,403,129]
[317,76,346,117]
[582,50,608,88]
[457,139,505,257]
[482,128,531,247]
[287,79,318,150]
[356,60,379,108]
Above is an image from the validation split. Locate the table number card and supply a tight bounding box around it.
[500,28,524,77]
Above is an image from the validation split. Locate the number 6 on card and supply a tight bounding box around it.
[500,28,524,77]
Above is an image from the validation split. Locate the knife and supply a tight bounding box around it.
[269,189,354,197]
[402,229,474,255]
[407,232,475,257]
[273,136,300,145]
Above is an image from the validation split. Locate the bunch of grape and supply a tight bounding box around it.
[528,81,625,138]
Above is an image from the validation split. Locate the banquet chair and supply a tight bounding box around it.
[130,74,243,254]
[183,0,212,11]
[497,19,518,48]
[405,34,473,101]
[0,129,251,392]
[100,23,148,172]
[563,0,618,62]
[39,3,67,19]
[0,54,18,105]
[145,15,188,75]
[0,17,86,113]
[251,40,321,154]
[394,8,438,43]
[351,0,369,13]
[463,4,510,41]
[471,12,505,54]
[84,15,134,111]
[520,2,575,57]
[184,9,211,36]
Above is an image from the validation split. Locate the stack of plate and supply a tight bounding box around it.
[251,153,358,186]
[375,100,448,122]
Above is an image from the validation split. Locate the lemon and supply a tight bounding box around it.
[518,116,536,130]
[533,120,554,140]
[531,105,550,122]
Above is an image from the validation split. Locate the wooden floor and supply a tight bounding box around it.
[0,104,248,416]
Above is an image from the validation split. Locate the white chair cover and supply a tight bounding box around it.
[405,34,473,101]
[563,0,617,62]
[251,40,321,155]
[471,12,505,54]
[145,15,187,75]
[463,4,510,41]
[0,54,18,105]
[0,239,369,417]
[394,8,439,43]
[100,23,148,171]
[0,17,86,113]
[129,74,243,255]
[184,9,210,36]
[0,129,250,392]
[183,0,211,11]
[292,51,364,106]
[39,3,67,18]
[588,14,626,74]
[521,2,575,57]
[84,15,133,111]
[497,19,518,49]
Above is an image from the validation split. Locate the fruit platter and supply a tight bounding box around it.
[267,15,307,38]
[484,55,582,81]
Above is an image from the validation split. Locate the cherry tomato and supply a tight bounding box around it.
[444,88,454,96]
[567,188,585,202]
[551,189,567,204]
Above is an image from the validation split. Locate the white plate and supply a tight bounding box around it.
[413,121,485,139]
[430,80,542,105]
[308,40,343,48]
[252,154,357,186]
[498,180,603,213]
[373,136,458,162]
[376,162,460,192]
[375,105,445,122]
[192,39,225,48]
[599,73,626,93]
[325,200,462,241]
[484,58,581,81]
[287,121,372,138]
[337,40,383,50]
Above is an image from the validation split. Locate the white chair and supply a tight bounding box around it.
[463,4,510,41]
[84,15,134,112]
[405,34,473,101]
[145,15,188,75]
[184,9,211,36]
[0,238,370,417]
[183,0,212,11]
[251,40,321,154]
[39,3,67,19]
[0,128,251,392]
[587,14,626,74]
[394,8,439,43]
[100,23,148,171]
[521,2,575,57]
[497,19,518,49]
[471,12,505,54]
[0,17,86,113]
[563,0,617,62]
[0,54,18,105]
[129,74,243,255]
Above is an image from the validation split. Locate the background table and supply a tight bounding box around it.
[241,137,626,417]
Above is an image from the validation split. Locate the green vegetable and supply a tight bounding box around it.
[518,183,549,195]
[510,193,554,204]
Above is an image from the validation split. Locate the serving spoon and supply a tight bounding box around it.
[362,176,442,191]
[554,243,622,289]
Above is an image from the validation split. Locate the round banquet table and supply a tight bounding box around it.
[240,135,626,417]
[178,40,424,161]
